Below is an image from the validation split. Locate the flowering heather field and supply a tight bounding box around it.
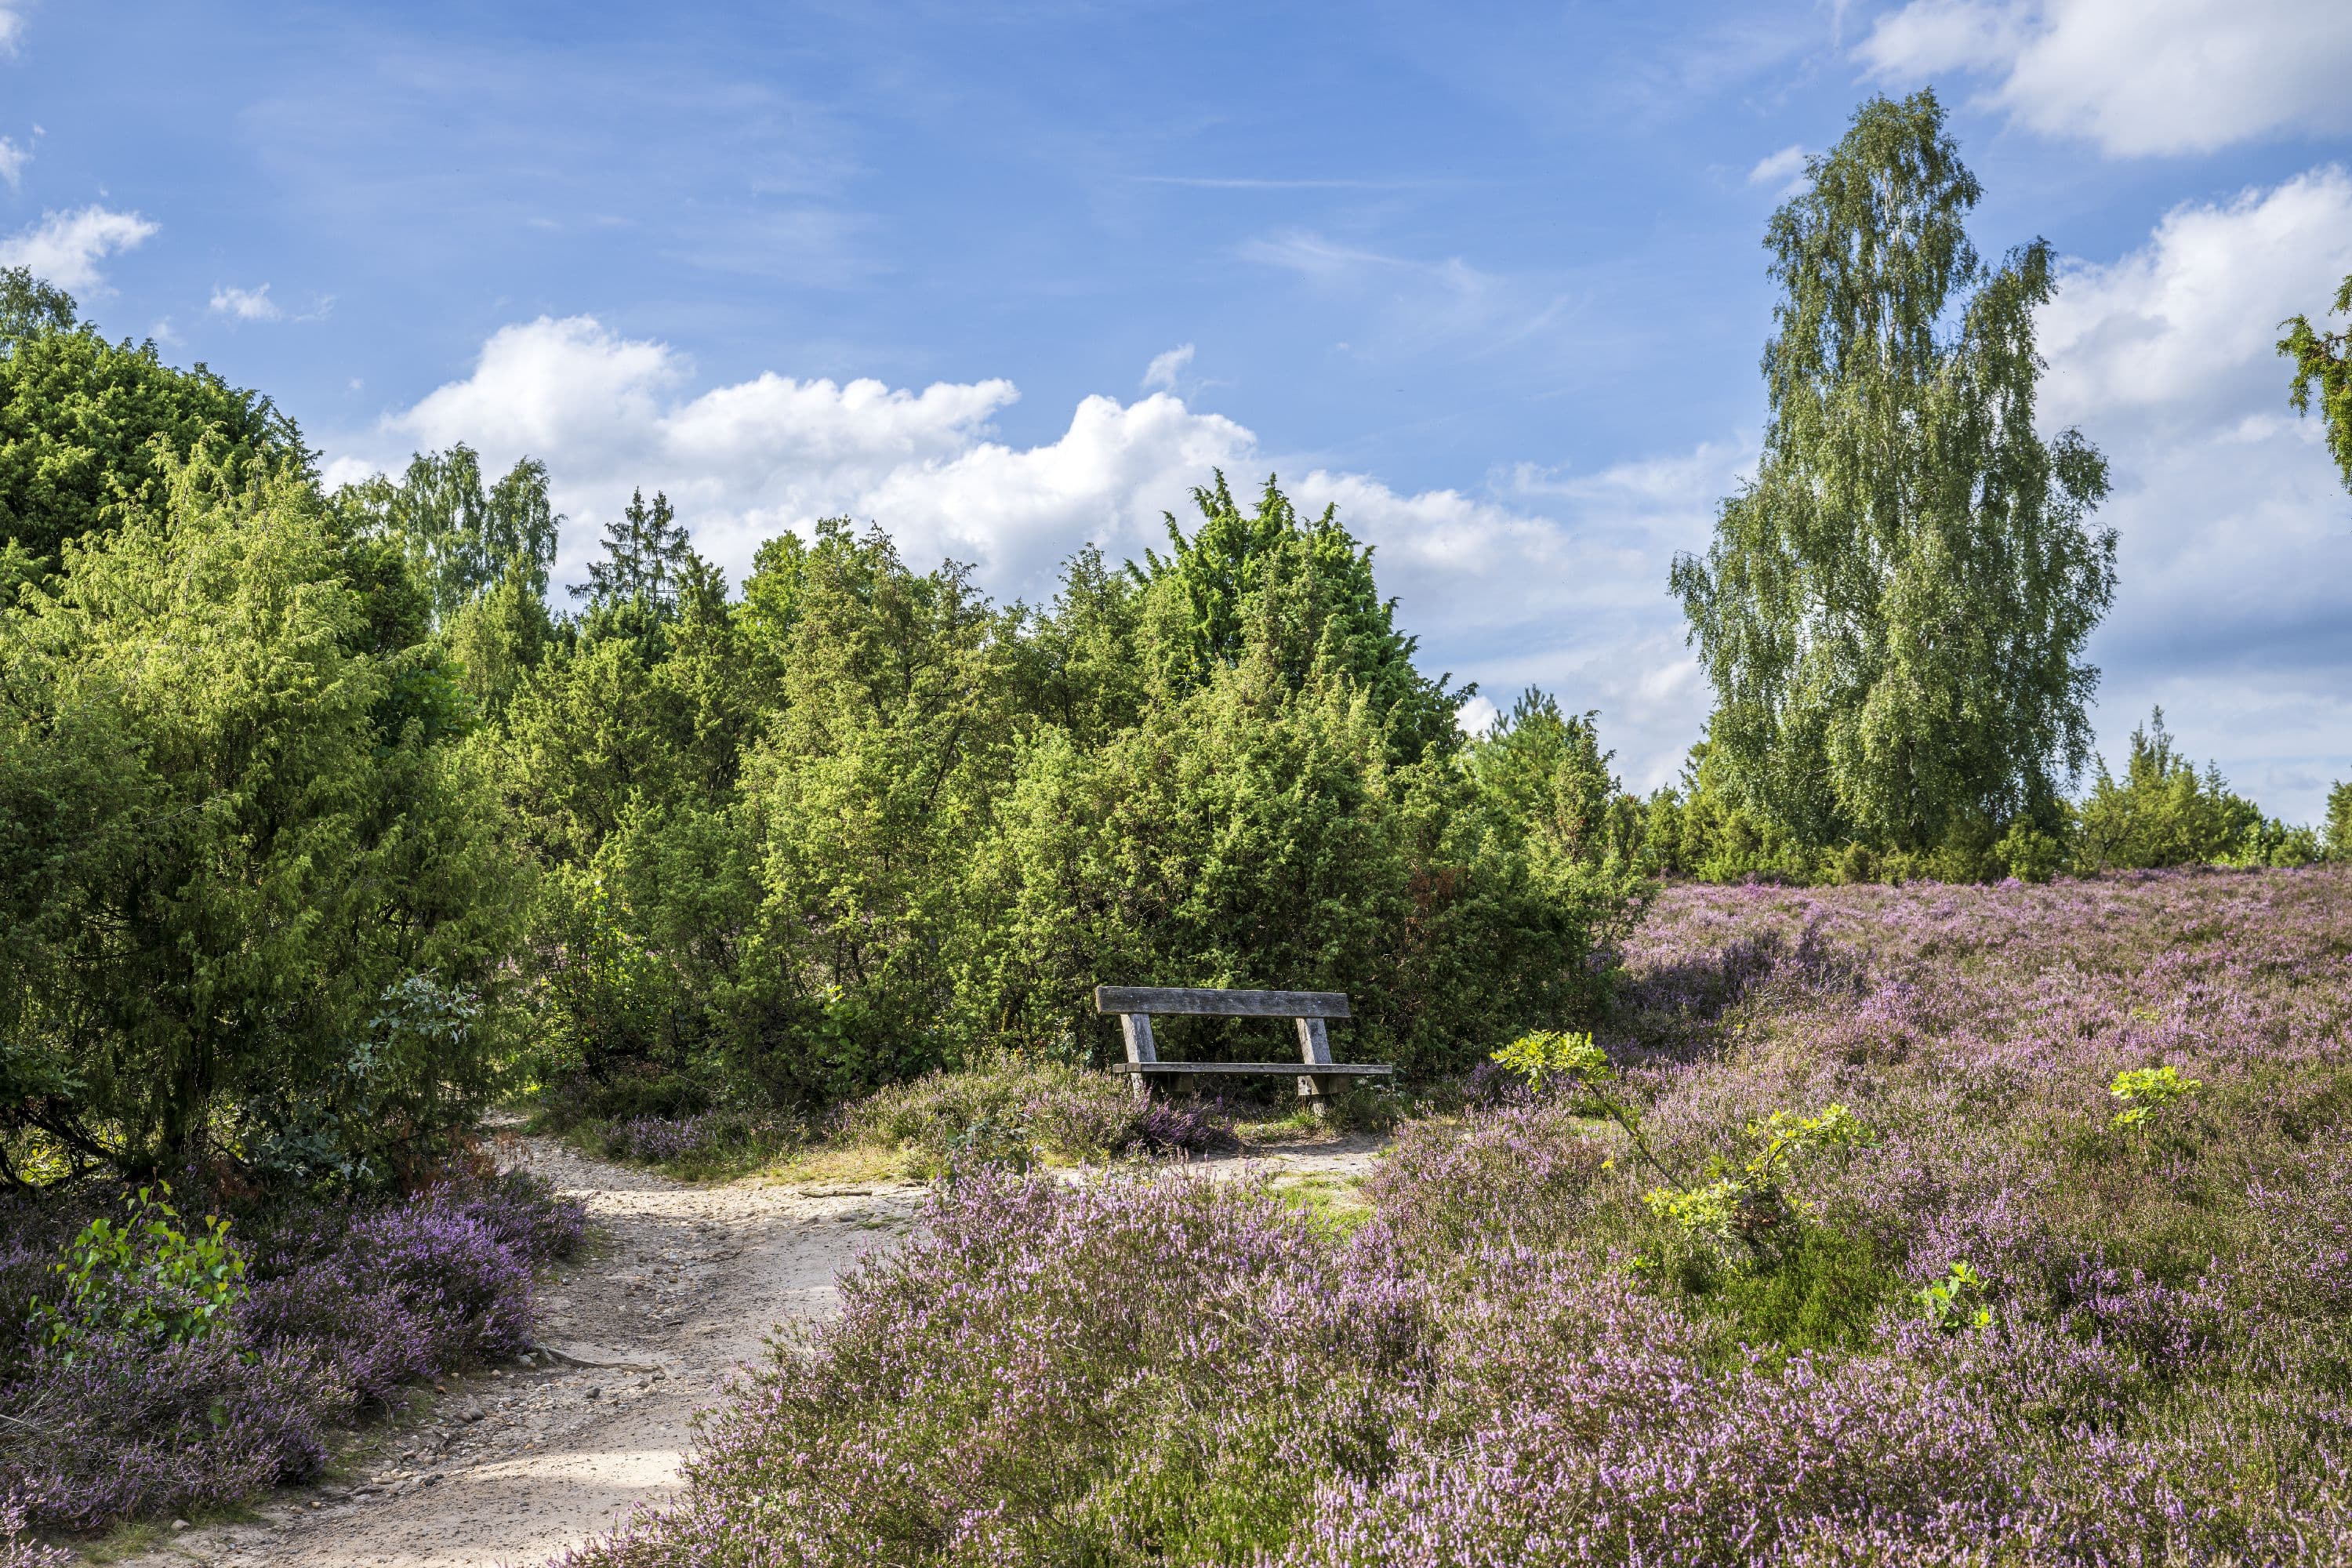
[561,866,2352,1567]
[0,1169,583,1538]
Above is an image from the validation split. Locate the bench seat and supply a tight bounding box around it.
[1108,1061,1394,1076]
[1093,985,1393,1115]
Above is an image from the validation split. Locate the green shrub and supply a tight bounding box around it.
[2075,709,2294,872]
[0,451,523,1180]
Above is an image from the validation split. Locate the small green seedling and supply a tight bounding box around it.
[2109,1065,2200,1129]
[1918,1261,1991,1332]
[28,1184,248,1366]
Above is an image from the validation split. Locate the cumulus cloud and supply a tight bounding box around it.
[1142,343,1194,392]
[2039,168,2352,822]
[209,283,281,321]
[327,314,1726,793]
[331,166,2352,826]
[1857,0,2352,156]
[1747,143,1808,196]
[0,134,31,191]
[0,6,26,57]
[0,205,157,292]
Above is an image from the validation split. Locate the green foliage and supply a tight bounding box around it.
[2109,1064,2200,1130]
[1917,1260,1991,1333]
[1143,472,1463,764]
[0,448,524,1179]
[333,444,560,623]
[2076,709,2313,872]
[1645,1103,1867,1260]
[1707,1223,1896,1353]
[490,485,1642,1108]
[2280,272,2352,495]
[1671,89,2114,858]
[1490,1029,1613,1094]
[0,302,307,572]
[2328,781,2352,862]
[0,266,77,349]
[572,487,693,619]
[27,1185,249,1367]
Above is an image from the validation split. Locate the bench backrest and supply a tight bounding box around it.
[1093,985,1350,1019]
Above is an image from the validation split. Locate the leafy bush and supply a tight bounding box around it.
[0,450,524,1181]
[2075,709,2309,872]
[27,1186,245,1367]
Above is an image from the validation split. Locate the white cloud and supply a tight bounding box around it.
[0,205,158,292]
[2038,168,2352,823]
[328,314,1729,793]
[209,283,281,321]
[1747,143,1809,196]
[1142,343,1194,392]
[0,134,31,190]
[0,6,27,57]
[1858,0,2352,156]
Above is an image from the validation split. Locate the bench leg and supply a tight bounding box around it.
[1295,1018,1334,1120]
[1121,1014,1158,1106]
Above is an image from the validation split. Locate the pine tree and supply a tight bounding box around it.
[574,488,693,615]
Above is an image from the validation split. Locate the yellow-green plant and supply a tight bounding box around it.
[27,1185,248,1367]
[2109,1064,2199,1129]
[1490,1029,1613,1094]
[1643,1103,1868,1258]
[1490,1030,1675,1182]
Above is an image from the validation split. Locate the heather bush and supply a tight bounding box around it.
[0,1167,581,1535]
[564,866,2352,1566]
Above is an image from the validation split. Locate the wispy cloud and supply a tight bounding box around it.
[1131,175,1435,191]
[0,205,158,292]
[0,5,29,58]
[1239,228,1577,360]
[1747,143,1809,197]
[209,282,281,321]
[0,130,34,190]
[1142,343,1194,393]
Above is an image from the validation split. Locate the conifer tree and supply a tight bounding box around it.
[575,488,692,615]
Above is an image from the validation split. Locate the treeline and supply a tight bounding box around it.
[0,267,1646,1174]
[456,473,1642,1112]
[1584,715,2341,887]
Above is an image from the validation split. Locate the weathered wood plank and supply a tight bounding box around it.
[1105,1061,1392,1076]
[1119,1013,1157,1105]
[1093,986,1352,1019]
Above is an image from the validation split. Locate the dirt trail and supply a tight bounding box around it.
[124,1132,1385,1568]
[125,1138,921,1568]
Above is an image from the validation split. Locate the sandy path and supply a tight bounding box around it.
[124,1138,922,1568]
[121,1130,1385,1568]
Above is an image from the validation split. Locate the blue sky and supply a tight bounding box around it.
[5,0,2351,820]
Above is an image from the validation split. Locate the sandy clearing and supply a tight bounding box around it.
[115,1128,1385,1568]
[117,1136,920,1568]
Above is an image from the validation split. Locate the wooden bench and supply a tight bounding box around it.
[1093,985,1394,1116]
